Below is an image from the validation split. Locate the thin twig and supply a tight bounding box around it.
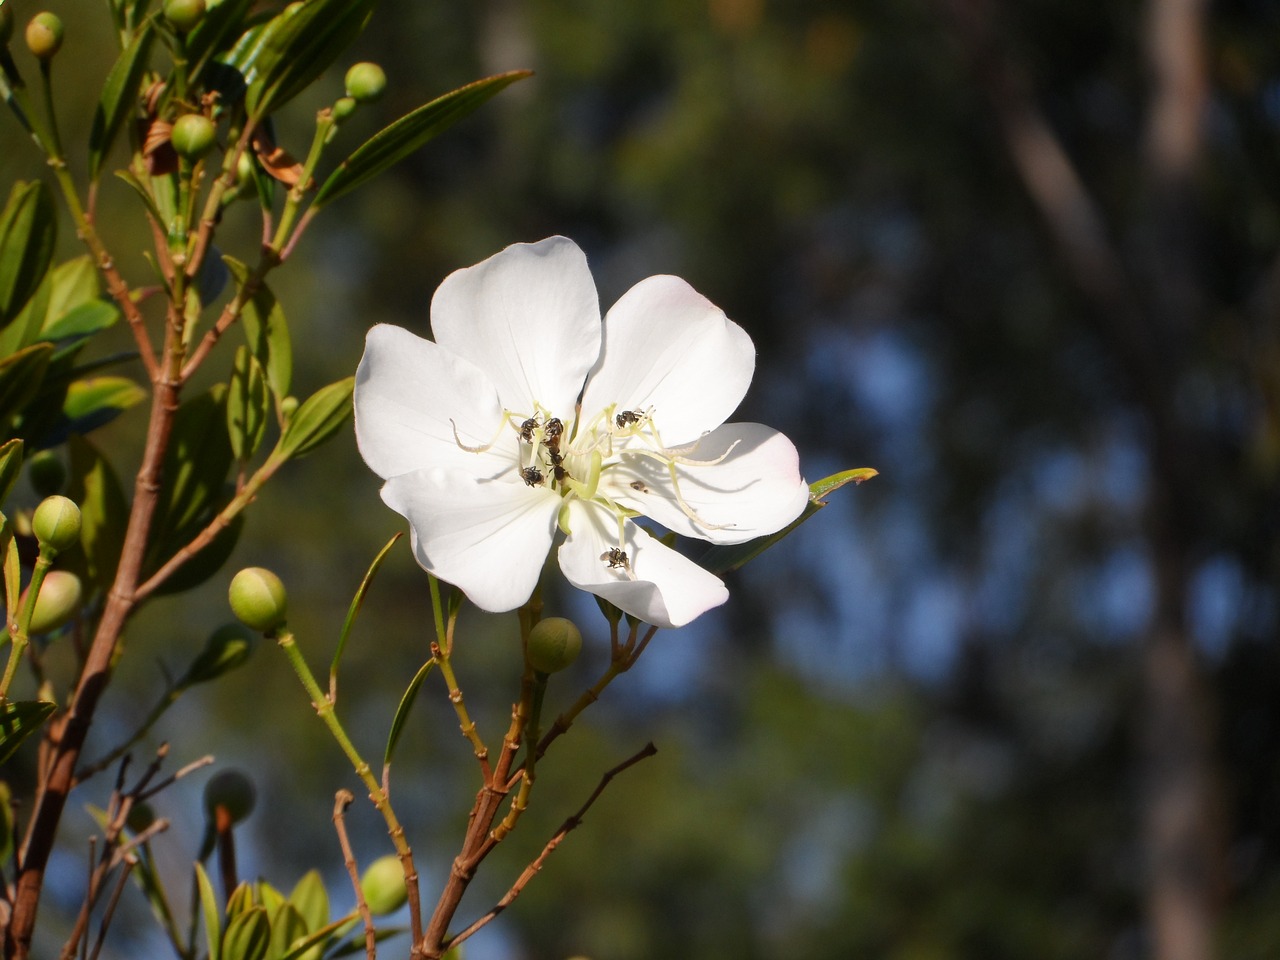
[445,742,659,952]
[332,791,377,960]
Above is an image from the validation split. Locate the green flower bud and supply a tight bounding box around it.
[332,96,357,123]
[360,855,408,916]
[280,396,299,419]
[203,769,256,825]
[171,113,217,160]
[23,570,82,634]
[343,62,386,103]
[181,623,257,686]
[31,495,80,553]
[228,567,287,632]
[24,12,62,60]
[163,0,206,32]
[27,451,65,498]
[526,617,583,674]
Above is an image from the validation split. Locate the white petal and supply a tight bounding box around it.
[354,324,514,480]
[382,468,561,613]
[600,422,809,545]
[430,237,601,418]
[558,501,728,629]
[580,275,754,445]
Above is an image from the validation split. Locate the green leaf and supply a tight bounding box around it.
[272,376,353,461]
[0,782,13,866]
[0,343,53,434]
[288,870,329,935]
[697,468,878,574]
[268,903,308,960]
[314,71,532,210]
[2,517,19,621]
[227,347,269,461]
[0,700,57,765]
[45,256,103,319]
[153,386,234,545]
[41,301,120,343]
[222,906,270,960]
[112,169,166,225]
[89,19,156,181]
[0,267,52,355]
[224,256,292,401]
[243,0,376,121]
[0,438,23,506]
[225,881,255,919]
[186,0,257,85]
[195,862,222,960]
[276,913,363,960]
[0,181,56,328]
[256,880,284,916]
[332,533,400,681]
[148,511,243,597]
[67,435,130,591]
[60,375,146,436]
[385,658,435,767]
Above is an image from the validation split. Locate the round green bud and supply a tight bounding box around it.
[332,96,357,123]
[526,617,583,674]
[343,62,386,103]
[126,801,155,834]
[32,495,81,553]
[163,0,206,32]
[228,567,288,632]
[203,769,256,825]
[170,113,217,160]
[24,12,62,59]
[280,396,299,419]
[360,855,408,916]
[1,3,15,45]
[27,451,66,498]
[182,623,256,686]
[24,570,82,634]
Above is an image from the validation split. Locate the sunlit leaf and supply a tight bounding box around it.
[3,518,19,627]
[195,862,222,960]
[268,903,307,960]
[385,658,435,767]
[272,377,353,461]
[332,533,401,681]
[0,343,53,433]
[41,301,119,343]
[0,181,56,328]
[60,375,146,436]
[222,905,270,960]
[313,70,533,209]
[287,869,329,935]
[0,438,22,506]
[0,700,57,765]
[697,468,878,574]
[89,19,156,181]
[227,346,269,461]
[224,256,292,401]
[244,0,376,121]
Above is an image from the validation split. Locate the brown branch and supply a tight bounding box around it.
[445,742,659,952]
[332,791,377,960]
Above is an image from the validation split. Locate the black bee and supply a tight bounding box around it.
[615,410,643,429]
[544,417,564,442]
[519,417,540,443]
[520,466,544,486]
[601,547,630,569]
[629,479,649,493]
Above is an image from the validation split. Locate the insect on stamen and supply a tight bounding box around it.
[601,547,629,570]
[521,466,545,487]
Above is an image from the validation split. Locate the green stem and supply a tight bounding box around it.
[0,553,53,700]
[275,627,424,944]
[269,110,335,255]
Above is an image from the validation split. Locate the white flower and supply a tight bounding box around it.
[353,237,809,629]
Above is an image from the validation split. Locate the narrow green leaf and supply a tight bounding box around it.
[268,903,307,960]
[287,870,329,935]
[276,913,363,960]
[224,256,292,401]
[89,19,156,181]
[256,880,284,915]
[244,0,376,121]
[273,376,353,461]
[0,438,22,506]
[697,468,878,574]
[0,343,53,433]
[112,169,166,225]
[195,862,222,960]
[61,375,146,435]
[225,881,255,919]
[226,347,268,461]
[0,267,51,355]
[222,905,270,960]
[332,532,401,680]
[185,0,257,84]
[0,782,13,866]
[385,659,436,767]
[41,301,120,343]
[0,181,56,328]
[314,71,532,209]
[67,435,130,591]
[0,700,57,765]
[2,517,19,621]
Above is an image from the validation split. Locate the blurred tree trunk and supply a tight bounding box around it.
[944,0,1225,956]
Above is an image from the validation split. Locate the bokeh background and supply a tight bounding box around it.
[3,0,1280,958]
